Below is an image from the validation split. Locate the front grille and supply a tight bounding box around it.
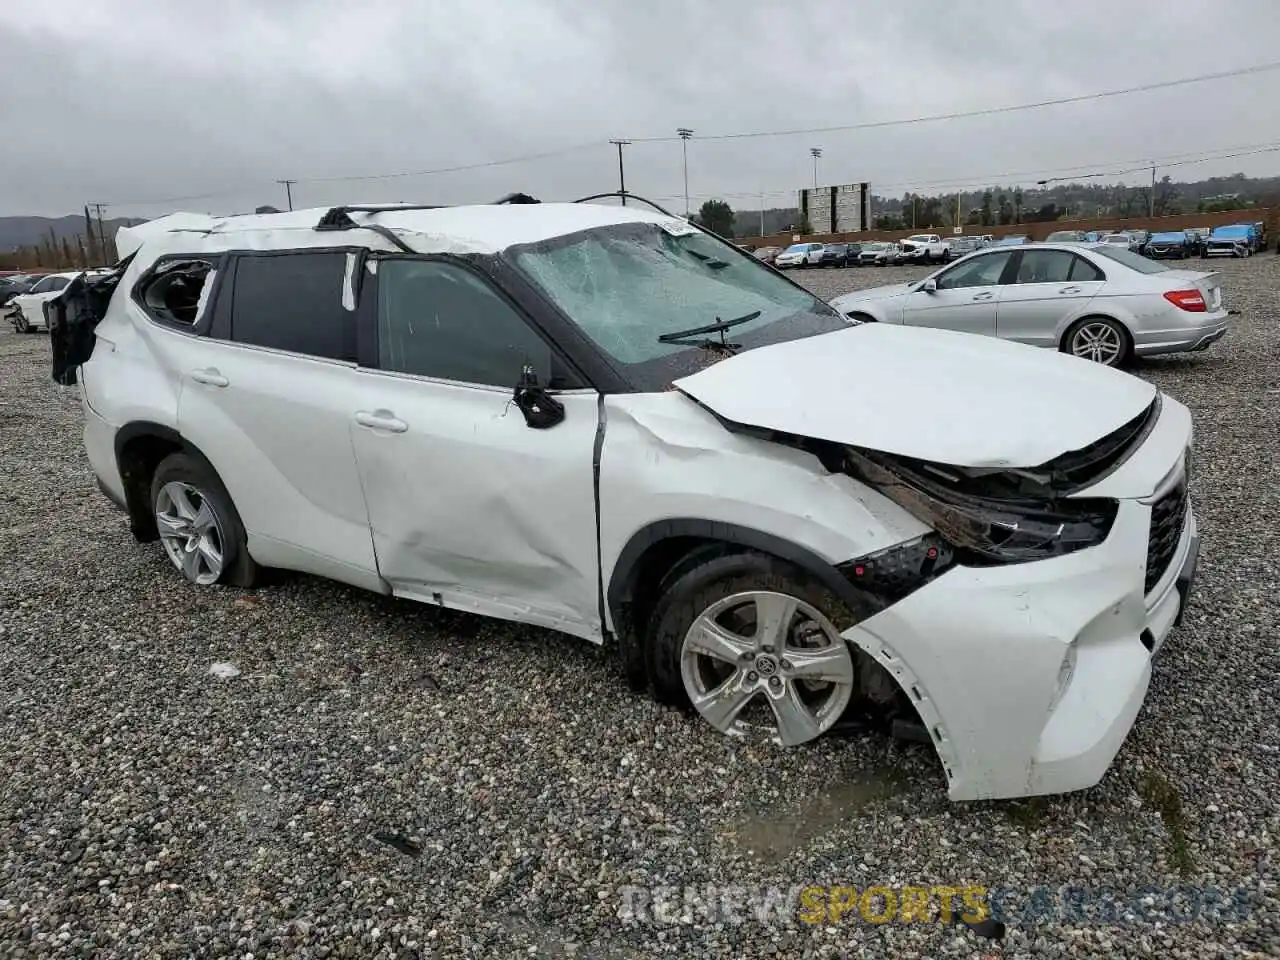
[1145,479,1189,594]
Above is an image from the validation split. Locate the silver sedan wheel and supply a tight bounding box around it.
[155,481,225,585]
[680,591,855,746]
[1070,321,1124,366]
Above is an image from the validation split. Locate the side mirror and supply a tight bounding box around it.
[512,365,565,429]
[921,278,938,293]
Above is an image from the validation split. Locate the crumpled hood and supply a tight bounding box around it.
[830,284,914,307]
[672,323,1158,468]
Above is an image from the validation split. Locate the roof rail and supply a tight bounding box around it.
[316,204,447,232]
[573,192,681,219]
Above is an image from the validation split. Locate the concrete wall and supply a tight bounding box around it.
[737,207,1278,249]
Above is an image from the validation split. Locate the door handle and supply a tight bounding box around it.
[971,291,994,301]
[355,410,408,433]
[1058,286,1081,294]
[190,368,228,387]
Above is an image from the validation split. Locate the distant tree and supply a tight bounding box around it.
[997,194,1014,225]
[795,213,812,235]
[1013,188,1024,223]
[697,199,735,238]
[1153,176,1179,216]
[872,214,905,231]
[980,191,994,226]
[965,209,983,226]
[59,236,74,267]
[1031,203,1061,223]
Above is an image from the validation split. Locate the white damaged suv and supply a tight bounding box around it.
[50,195,1199,802]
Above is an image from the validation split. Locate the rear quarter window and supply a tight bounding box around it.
[228,251,355,361]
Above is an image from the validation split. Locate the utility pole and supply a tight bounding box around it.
[1149,164,1156,218]
[759,188,765,237]
[809,147,822,189]
[676,128,693,218]
[88,203,110,264]
[609,140,631,205]
[277,179,296,211]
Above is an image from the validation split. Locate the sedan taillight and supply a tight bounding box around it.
[1163,289,1206,312]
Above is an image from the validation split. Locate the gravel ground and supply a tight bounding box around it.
[1,256,1278,959]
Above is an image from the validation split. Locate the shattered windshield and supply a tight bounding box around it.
[507,222,847,387]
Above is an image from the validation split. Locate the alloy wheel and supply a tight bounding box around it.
[1071,321,1124,366]
[679,591,855,746]
[154,481,225,585]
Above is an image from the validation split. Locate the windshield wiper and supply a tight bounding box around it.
[657,310,761,352]
[684,249,730,270]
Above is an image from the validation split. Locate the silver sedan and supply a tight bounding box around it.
[828,242,1229,366]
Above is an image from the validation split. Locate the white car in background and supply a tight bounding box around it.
[830,242,1228,366]
[774,242,824,268]
[899,234,950,263]
[6,271,81,332]
[50,199,1199,802]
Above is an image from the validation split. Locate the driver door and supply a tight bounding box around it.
[348,256,603,641]
[899,250,1014,337]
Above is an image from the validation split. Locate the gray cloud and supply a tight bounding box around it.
[2,0,1278,218]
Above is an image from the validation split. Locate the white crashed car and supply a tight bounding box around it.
[51,196,1199,801]
[7,271,81,332]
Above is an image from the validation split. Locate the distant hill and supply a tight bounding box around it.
[0,214,146,252]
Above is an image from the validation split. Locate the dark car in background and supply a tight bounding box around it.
[1184,227,1211,257]
[1145,231,1192,259]
[1046,230,1088,243]
[0,275,38,305]
[818,243,854,267]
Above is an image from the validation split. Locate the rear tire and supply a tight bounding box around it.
[1063,316,1131,367]
[150,452,261,588]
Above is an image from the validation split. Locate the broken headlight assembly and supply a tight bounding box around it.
[842,447,1118,566]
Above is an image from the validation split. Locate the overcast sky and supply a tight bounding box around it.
[3,0,1279,219]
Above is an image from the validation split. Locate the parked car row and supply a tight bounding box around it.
[751,220,1271,270]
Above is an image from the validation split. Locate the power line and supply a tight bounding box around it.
[292,140,604,184]
[626,61,1280,143]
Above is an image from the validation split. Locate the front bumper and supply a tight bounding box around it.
[840,397,1197,801]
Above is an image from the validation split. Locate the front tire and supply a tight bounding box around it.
[1064,316,1131,367]
[150,452,261,587]
[647,551,874,747]
[13,309,30,333]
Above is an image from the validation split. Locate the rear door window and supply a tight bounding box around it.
[228,251,355,361]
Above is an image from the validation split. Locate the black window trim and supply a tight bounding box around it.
[359,251,608,393]
[214,246,368,363]
[130,253,228,335]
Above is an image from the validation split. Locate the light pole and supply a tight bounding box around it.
[1149,163,1156,217]
[677,128,693,218]
[809,147,822,189]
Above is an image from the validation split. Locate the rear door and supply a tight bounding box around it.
[347,256,603,640]
[995,249,1105,347]
[899,249,1013,336]
[173,249,380,585]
